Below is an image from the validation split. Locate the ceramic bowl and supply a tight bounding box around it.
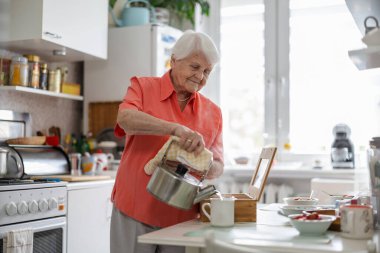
[283,197,319,206]
[288,214,336,235]
[280,205,321,216]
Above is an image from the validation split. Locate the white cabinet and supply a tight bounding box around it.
[0,0,108,61]
[67,180,114,253]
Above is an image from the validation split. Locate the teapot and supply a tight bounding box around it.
[0,146,24,179]
[109,0,155,27]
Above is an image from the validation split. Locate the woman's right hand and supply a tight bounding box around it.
[172,124,205,155]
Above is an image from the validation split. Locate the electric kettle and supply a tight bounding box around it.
[109,0,156,27]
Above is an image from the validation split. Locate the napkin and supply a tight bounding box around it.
[4,228,33,253]
[144,136,213,175]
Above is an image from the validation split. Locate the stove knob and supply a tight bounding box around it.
[17,201,28,215]
[5,202,17,216]
[29,200,39,213]
[48,198,58,210]
[38,199,48,212]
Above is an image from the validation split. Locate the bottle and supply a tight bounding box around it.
[25,55,40,88]
[31,63,40,88]
[78,134,90,155]
[39,63,48,90]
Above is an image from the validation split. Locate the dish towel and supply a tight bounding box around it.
[144,136,213,175]
[4,228,33,253]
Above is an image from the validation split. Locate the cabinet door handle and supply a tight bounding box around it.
[44,31,62,39]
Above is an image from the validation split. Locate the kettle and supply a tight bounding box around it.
[109,0,156,27]
[0,146,24,179]
[147,163,218,210]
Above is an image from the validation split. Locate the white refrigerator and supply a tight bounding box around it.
[84,24,183,132]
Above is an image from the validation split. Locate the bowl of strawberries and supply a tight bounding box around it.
[288,212,336,235]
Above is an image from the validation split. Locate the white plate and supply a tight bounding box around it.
[283,197,319,206]
[280,205,321,216]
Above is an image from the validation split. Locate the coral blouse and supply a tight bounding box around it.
[112,71,223,228]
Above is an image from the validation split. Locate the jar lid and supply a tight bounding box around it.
[24,55,40,63]
[11,56,27,64]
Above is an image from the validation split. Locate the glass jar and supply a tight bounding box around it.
[0,58,11,86]
[24,55,40,88]
[10,56,28,86]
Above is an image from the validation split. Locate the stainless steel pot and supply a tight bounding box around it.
[147,163,217,210]
[0,146,24,179]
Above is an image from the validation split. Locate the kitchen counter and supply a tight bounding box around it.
[138,204,379,253]
[66,179,115,190]
[224,165,366,180]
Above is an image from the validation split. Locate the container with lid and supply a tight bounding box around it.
[10,56,28,86]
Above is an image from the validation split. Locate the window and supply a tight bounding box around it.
[289,0,380,153]
[219,0,380,165]
[220,0,265,159]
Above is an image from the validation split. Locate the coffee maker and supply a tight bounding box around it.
[368,137,380,228]
[331,124,355,169]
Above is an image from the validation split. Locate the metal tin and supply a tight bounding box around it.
[48,68,61,93]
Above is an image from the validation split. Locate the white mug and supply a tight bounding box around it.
[201,197,235,227]
[340,205,374,239]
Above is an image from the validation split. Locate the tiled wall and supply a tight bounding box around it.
[0,50,84,139]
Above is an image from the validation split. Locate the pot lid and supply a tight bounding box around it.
[165,163,201,186]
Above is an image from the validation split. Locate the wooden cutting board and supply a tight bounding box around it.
[31,175,112,182]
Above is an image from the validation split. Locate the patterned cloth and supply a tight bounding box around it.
[144,136,213,175]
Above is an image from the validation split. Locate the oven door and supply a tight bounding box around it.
[0,217,66,253]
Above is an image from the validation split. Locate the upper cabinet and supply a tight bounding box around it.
[0,0,108,61]
[346,0,380,70]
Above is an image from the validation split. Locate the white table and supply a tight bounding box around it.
[138,204,379,253]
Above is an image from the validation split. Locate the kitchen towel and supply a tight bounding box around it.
[4,228,33,253]
[144,136,213,175]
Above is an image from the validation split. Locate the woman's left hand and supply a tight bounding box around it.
[172,124,205,155]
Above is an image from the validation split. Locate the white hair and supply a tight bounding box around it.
[171,30,220,65]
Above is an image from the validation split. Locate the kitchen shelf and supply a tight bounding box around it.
[348,46,380,70]
[0,86,83,101]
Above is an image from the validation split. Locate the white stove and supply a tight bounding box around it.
[0,110,69,252]
[0,181,67,226]
[0,180,68,253]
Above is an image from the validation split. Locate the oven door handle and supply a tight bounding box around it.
[0,217,66,238]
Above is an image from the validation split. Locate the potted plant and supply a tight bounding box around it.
[109,0,210,29]
[149,0,210,27]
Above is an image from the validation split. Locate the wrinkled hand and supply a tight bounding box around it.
[172,124,205,156]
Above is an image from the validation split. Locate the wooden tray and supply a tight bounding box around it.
[7,136,46,145]
[200,193,257,222]
[31,175,111,182]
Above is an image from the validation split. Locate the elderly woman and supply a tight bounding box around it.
[110,30,224,253]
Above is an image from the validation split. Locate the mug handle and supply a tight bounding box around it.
[201,203,211,221]
[347,211,354,233]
